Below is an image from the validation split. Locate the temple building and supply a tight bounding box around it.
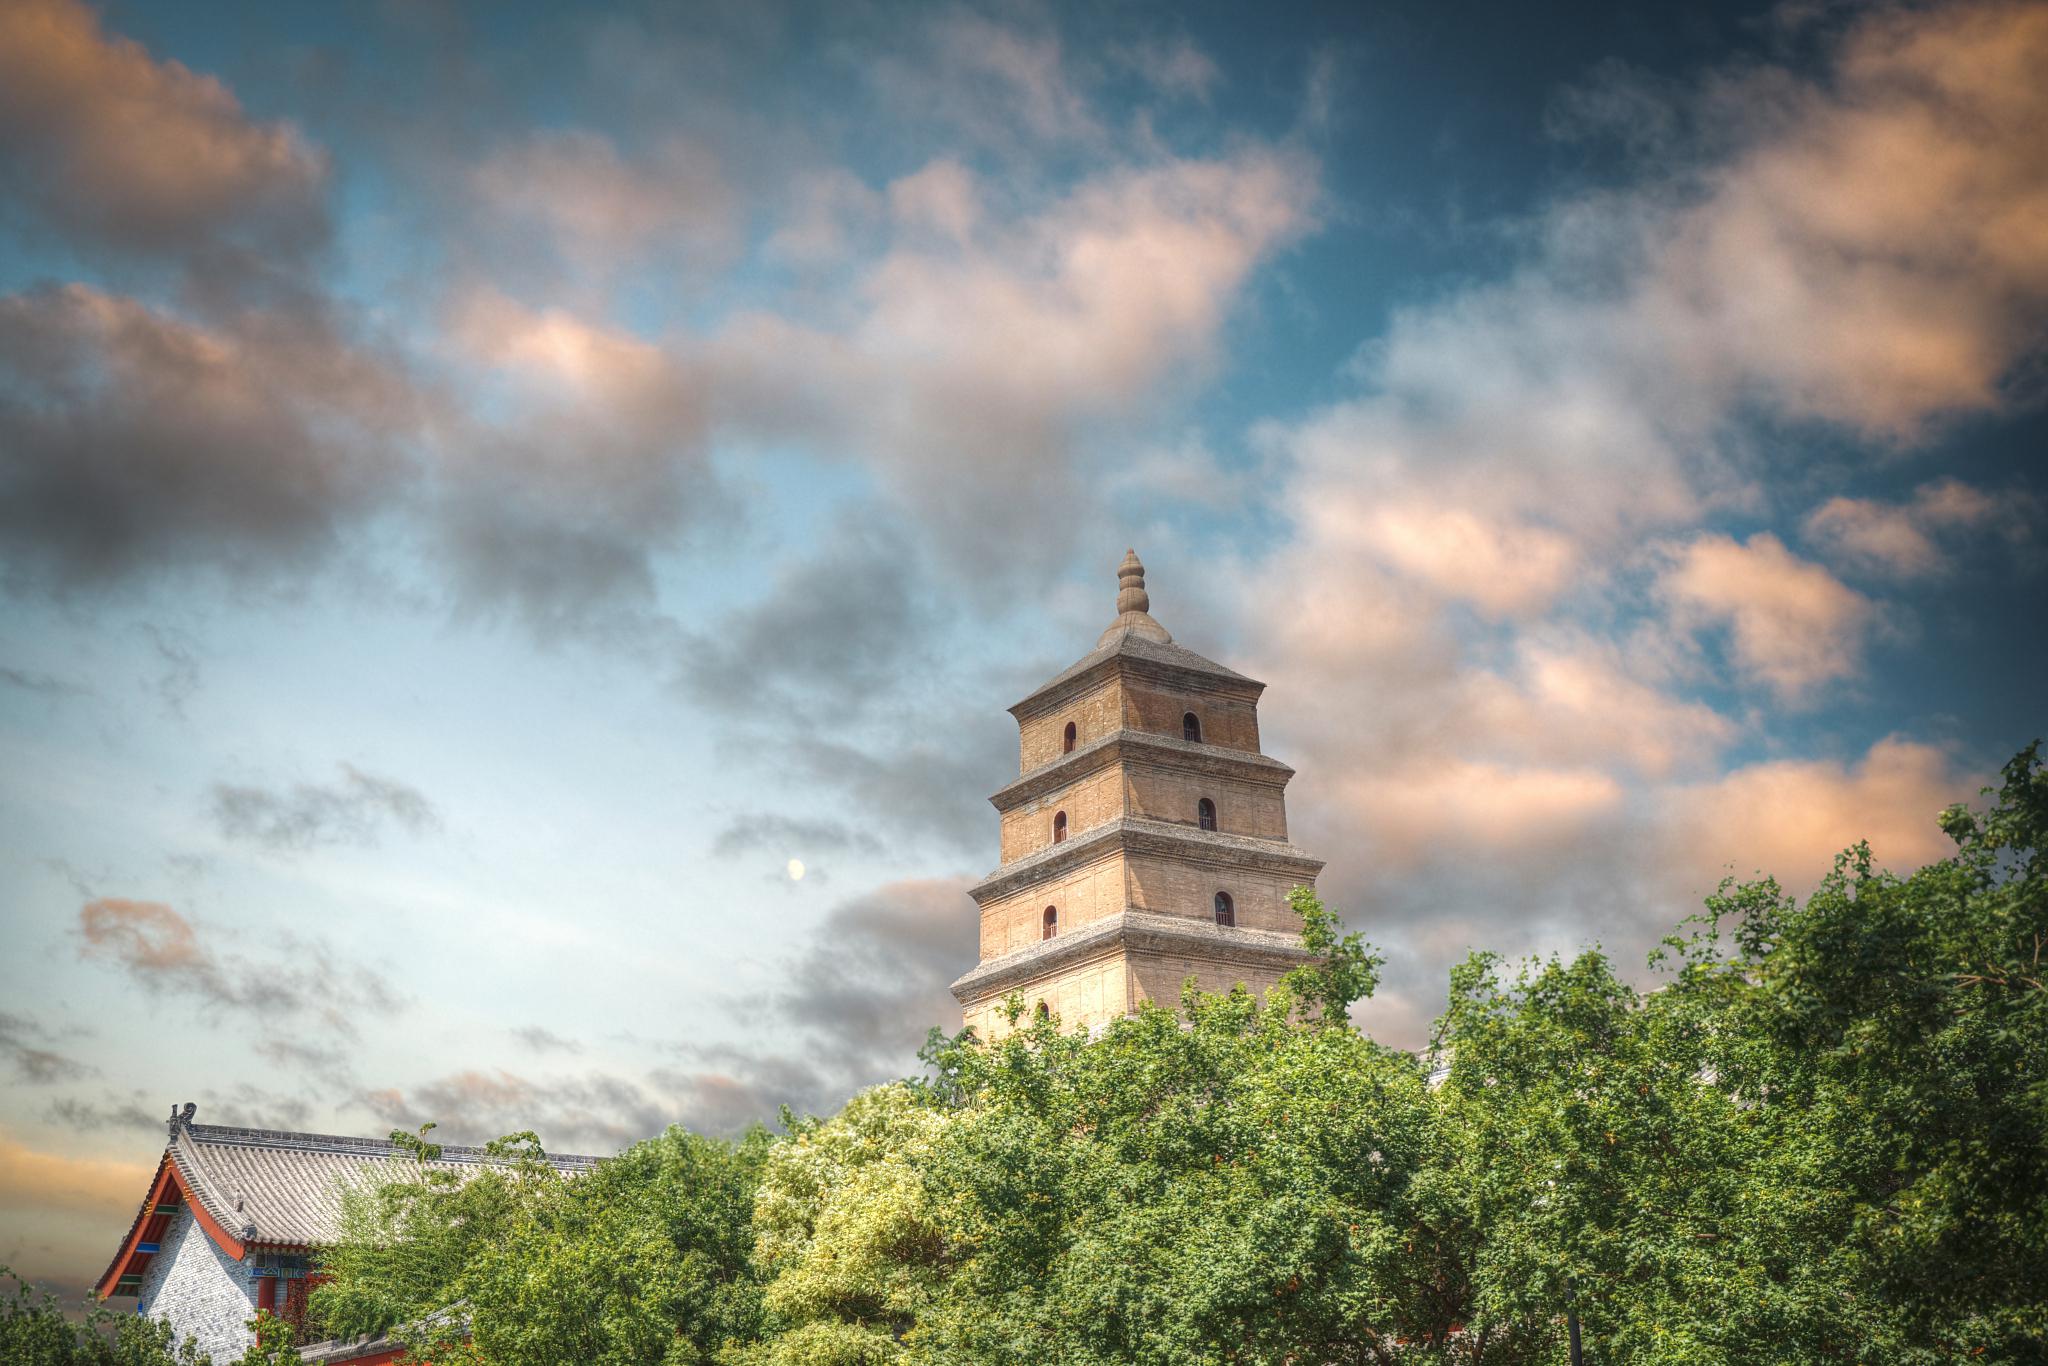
[97,1104,597,1363]
[951,550,1325,1036]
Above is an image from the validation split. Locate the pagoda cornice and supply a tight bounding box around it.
[989,728,1294,812]
[969,816,1324,906]
[949,909,1315,1004]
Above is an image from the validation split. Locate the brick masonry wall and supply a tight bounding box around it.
[1018,678,1124,771]
[964,951,1131,1039]
[1000,763,1126,861]
[1125,681,1260,751]
[1124,852,1306,933]
[979,850,1126,955]
[1128,949,1288,1009]
[1123,762,1288,840]
[135,1205,257,1362]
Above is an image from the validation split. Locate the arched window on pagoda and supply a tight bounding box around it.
[1053,810,1067,843]
[1183,711,1202,743]
[1035,1001,1050,1022]
[1063,721,1077,753]
[1042,905,1058,940]
[1213,891,1235,927]
[1197,797,1217,831]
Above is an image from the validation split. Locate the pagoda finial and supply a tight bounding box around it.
[1097,547,1172,646]
[1116,548,1148,615]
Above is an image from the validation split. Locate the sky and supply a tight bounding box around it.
[2,0,2044,1299]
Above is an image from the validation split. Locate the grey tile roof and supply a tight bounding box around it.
[168,1121,601,1249]
[1012,629,1260,713]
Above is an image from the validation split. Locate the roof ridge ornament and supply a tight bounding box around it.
[166,1101,195,1137]
[1097,548,1173,647]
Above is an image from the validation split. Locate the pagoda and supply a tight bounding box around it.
[951,550,1325,1036]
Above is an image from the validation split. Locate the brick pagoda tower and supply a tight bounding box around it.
[951,550,1324,1037]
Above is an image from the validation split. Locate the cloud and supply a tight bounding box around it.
[192,1082,317,1133]
[1318,498,1581,619]
[1803,477,2031,578]
[75,898,404,1037]
[886,159,981,245]
[1116,35,1223,103]
[0,1132,155,1303]
[434,289,721,635]
[0,285,418,592]
[468,128,739,281]
[254,1038,354,1086]
[45,1092,159,1134]
[0,5,1309,628]
[772,878,977,1074]
[210,764,441,852]
[0,665,89,700]
[1257,0,2048,620]
[711,814,885,862]
[138,623,201,718]
[1662,737,1972,890]
[646,1058,834,1137]
[0,1135,150,1220]
[765,168,884,268]
[649,879,977,1135]
[0,0,327,262]
[778,727,1009,858]
[510,1027,583,1056]
[718,145,1317,577]
[678,517,928,716]
[1328,759,1626,875]
[1462,636,1737,780]
[872,10,1102,153]
[1229,2,2048,1050]
[362,1068,663,1154]
[1659,532,1871,702]
[0,1012,92,1085]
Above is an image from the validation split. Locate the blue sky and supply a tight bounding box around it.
[2,0,2043,1296]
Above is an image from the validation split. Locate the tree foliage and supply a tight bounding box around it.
[307,1123,769,1364]
[298,744,2048,1363]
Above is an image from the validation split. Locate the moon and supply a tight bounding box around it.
[786,858,806,881]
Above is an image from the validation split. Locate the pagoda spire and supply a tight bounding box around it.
[1098,547,1172,646]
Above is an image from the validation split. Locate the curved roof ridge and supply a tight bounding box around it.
[181,1121,602,1166]
[169,1124,246,1241]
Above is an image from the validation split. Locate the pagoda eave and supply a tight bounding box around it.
[989,728,1295,811]
[969,816,1324,906]
[951,909,1316,1005]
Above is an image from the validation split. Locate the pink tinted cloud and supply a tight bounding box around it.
[78,898,207,976]
[717,147,1315,569]
[887,159,982,244]
[0,0,326,256]
[1659,533,1871,703]
[1803,478,2023,579]
[1255,0,2048,631]
[1663,737,1973,893]
[1330,759,1626,872]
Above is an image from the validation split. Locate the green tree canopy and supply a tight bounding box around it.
[297,744,2047,1364]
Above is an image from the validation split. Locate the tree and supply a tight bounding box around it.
[738,1085,951,1364]
[305,749,2048,1363]
[457,1125,770,1365]
[1434,743,2048,1362]
[308,1125,564,1346]
[309,1123,770,1366]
